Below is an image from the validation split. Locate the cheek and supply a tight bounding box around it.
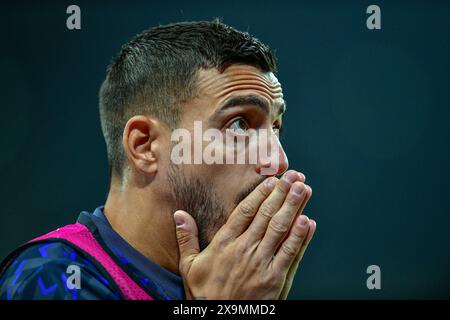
[158,146,176,179]
[215,165,251,198]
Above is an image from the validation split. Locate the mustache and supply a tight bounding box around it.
[235,176,268,206]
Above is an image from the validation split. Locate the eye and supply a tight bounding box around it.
[227,118,250,134]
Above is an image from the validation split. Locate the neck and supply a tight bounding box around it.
[103,176,180,275]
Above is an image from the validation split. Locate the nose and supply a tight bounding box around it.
[255,132,289,176]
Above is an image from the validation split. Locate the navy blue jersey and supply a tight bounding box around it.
[0,206,185,300]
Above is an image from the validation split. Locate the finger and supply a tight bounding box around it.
[295,218,316,265]
[278,185,312,247]
[299,185,312,215]
[257,181,307,256]
[245,170,305,240]
[217,177,277,242]
[288,219,316,277]
[275,217,316,275]
[173,210,200,276]
[278,217,316,299]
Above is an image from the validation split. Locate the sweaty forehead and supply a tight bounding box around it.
[195,64,284,104]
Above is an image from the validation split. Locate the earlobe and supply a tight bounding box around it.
[123,115,160,175]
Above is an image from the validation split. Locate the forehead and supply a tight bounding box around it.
[195,64,284,109]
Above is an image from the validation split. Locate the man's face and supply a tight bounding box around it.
[166,64,288,249]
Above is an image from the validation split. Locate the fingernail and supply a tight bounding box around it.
[299,172,306,182]
[265,177,277,189]
[291,182,305,196]
[282,171,297,184]
[298,215,309,226]
[173,211,185,227]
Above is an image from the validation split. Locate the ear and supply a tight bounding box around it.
[122,115,161,175]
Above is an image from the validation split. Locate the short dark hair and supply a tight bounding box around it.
[99,19,277,178]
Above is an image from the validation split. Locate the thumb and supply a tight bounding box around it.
[173,210,200,275]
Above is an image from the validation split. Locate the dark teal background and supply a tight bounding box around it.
[0,0,449,299]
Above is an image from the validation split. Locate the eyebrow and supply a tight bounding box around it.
[216,94,286,117]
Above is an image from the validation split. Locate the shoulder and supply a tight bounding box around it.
[0,241,121,300]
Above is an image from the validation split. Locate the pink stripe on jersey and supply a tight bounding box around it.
[31,223,153,300]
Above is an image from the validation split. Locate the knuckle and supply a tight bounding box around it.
[257,183,272,197]
[281,243,298,258]
[269,218,289,235]
[237,201,254,219]
[235,239,251,257]
[215,232,231,250]
[285,194,300,206]
[236,242,247,256]
[275,182,288,196]
[292,229,306,242]
[176,231,192,247]
[253,249,265,265]
[259,202,276,220]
